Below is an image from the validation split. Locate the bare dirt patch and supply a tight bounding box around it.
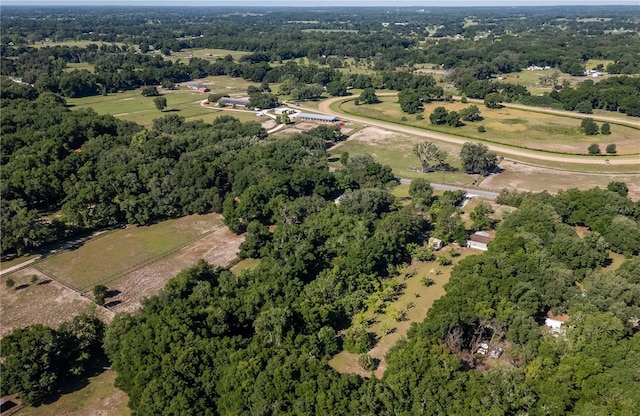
[348,126,398,146]
[0,268,113,338]
[291,122,320,132]
[261,119,277,130]
[107,227,243,314]
[480,161,640,200]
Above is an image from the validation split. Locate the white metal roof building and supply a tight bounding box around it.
[291,112,339,122]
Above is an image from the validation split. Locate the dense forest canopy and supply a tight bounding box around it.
[2,6,640,415]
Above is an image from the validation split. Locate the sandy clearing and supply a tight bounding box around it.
[316,96,640,167]
[0,268,113,337]
[480,160,640,199]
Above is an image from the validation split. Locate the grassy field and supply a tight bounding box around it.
[166,48,248,62]
[231,258,262,275]
[338,97,640,156]
[330,246,480,378]
[67,76,262,127]
[64,62,96,73]
[16,370,130,416]
[37,214,223,291]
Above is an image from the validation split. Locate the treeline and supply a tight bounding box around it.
[3,6,640,74]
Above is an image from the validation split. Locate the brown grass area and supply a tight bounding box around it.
[480,161,640,200]
[107,227,243,314]
[0,268,112,338]
[330,247,479,378]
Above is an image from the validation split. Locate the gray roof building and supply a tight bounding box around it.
[293,112,339,122]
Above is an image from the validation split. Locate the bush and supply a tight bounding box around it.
[437,255,452,266]
[343,325,373,354]
[416,113,424,120]
[477,125,486,133]
[601,123,611,135]
[141,86,159,97]
[588,143,601,154]
[93,285,108,306]
[421,277,436,287]
[6,278,15,288]
[605,143,617,154]
[357,353,376,371]
[581,118,599,135]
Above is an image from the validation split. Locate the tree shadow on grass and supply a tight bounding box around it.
[39,355,111,406]
[104,300,122,308]
[15,283,30,291]
[106,289,121,298]
[37,279,53,285]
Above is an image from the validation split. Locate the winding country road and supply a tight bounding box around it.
[310,96,640,168]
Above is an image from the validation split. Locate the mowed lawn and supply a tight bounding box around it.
[329,126,480,187]
[38,213,223,291]
[67,76,262,127]
[339,97,640,155]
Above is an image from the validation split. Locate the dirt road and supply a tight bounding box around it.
[314,96,639,168]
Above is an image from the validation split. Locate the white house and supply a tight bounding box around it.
[466,231,493,251]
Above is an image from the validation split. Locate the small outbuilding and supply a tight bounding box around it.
[545,312,570,335]
[466,231,493,251]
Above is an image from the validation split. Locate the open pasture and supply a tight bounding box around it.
[0,267,113,338]
[328,126,477,186]
[67,76,261,127]
[339,97,640,156]
[37,214,224,291]
[166,48,249,62]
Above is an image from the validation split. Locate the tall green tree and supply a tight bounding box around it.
[460,142,498,175]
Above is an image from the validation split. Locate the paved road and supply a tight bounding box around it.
[398,179,499,199]
[309,96,639,168]
[328,167,498,199]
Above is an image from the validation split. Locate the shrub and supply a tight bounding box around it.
[6,277,15,288]
[357,353,376,371]
[421,277,436,287]
[601,123,611,135]
[93,285,108,306]
[588,143,601,154]
[581,118,599,135]
[605,143,617,154]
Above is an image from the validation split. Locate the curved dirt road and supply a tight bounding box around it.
[314,96,640,168]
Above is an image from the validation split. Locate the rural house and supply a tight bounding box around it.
[466,231,493,251]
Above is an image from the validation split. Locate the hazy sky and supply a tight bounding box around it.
[4,0,640,6]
